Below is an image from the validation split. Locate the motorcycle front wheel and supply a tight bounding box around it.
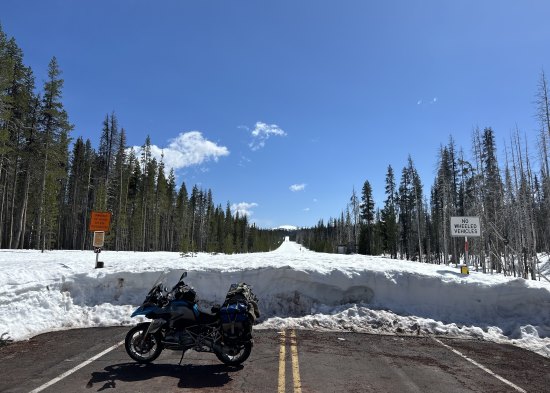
[125,322,163,363]
[215,342,252,366]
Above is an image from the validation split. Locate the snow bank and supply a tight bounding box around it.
[1,241,549,358]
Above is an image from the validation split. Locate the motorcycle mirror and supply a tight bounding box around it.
[180,272,187,279]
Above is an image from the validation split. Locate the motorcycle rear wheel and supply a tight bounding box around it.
[125,323,163,363]
[215,342,252,366]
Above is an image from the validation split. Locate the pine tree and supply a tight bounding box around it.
[398,156,424,261]
[110,128,128,250]
[176,181,189,252]
[349,187,360,248]
[359,180,375,254]
[381,165,398,258]
[223,202,234,254]
[36,57,73,250]
[481,127,504,273]
[434,145,454,264]
[166,169,177,251]
[128,150,143,251]
[0,30,38,249]
[97,112,119,209]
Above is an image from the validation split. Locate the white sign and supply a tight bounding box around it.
[93,231,105,247]
[450,216,481,237]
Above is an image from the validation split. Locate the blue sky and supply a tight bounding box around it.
[2,1,550,228]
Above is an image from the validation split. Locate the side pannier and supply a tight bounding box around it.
[220,283,260,343]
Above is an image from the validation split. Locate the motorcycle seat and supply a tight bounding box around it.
[197,308,219,324]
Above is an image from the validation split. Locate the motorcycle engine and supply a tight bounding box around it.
[165,330,194,346]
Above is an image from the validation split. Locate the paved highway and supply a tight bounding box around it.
[0,327,548,392]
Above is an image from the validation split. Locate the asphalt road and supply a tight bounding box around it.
[0,327,549,393]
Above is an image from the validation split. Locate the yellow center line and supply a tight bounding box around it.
[290,330,302,393]
[279,329,303,393]
[278,330,286,393]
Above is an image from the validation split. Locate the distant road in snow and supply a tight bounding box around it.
[1,328,548,393]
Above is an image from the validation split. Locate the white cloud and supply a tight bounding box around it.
[231,202,258,217]
[248,122,287,151]
[313,198,318,203]
[238,155,252,167]
[132,131,229,173]
[417,97,438,106]
[303,207,310,212]
[290,183,306,192]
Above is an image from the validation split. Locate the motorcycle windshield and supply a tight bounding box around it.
[147,269,187,296]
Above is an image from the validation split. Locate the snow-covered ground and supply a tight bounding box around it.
[1,240,549,358]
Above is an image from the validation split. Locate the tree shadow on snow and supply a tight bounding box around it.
[86,362,242,391]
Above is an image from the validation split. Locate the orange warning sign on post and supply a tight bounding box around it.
[89,211,111,232]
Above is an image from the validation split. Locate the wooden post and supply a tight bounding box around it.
[465,236,469,267]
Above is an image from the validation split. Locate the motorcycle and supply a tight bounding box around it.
[124,270,260,366]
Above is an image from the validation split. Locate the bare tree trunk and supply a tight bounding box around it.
[7,153,20,248]
[0,164,8,247]
[142,201,147,252]
[412,180,423,262]
[71,175,79,249]
[20,198,28,249]
[443,212,448,265]
[524,140,538,280]
[81,165,91,250]
[115,162,123,251]
[540,71,550,174]
[123,173,129,251]
[37,135,50,251]
[13,164,30,249]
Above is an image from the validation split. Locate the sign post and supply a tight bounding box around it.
[93,231,105,268]
[450,216,481,274]
[89,211,111,268]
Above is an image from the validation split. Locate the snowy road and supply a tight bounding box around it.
[2,242,550,358]
[1,327,549,393]
[1,240,549,391]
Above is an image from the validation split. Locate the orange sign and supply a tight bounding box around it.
[89,211,111,232]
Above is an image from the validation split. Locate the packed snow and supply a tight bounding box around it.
[1,239,549,358]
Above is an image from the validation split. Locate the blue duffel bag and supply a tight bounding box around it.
[220,301,251,339]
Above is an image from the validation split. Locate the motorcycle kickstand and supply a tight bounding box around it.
[178,349,185,365]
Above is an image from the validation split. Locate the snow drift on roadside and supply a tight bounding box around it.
[0,241,549,358]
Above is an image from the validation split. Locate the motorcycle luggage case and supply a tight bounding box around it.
[220,302,251,339]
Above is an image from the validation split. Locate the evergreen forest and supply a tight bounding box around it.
[0,26,284,253]
[297,115,550,280]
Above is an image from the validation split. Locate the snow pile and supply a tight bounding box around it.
[1,241,549,358]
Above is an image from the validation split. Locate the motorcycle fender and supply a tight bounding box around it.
[146,319,166,334]
[131,305,158,318]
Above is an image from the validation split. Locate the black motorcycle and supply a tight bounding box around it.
[124,270,260,366]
